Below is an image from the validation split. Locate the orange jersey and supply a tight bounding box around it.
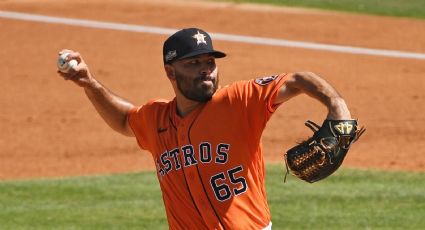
[128,73,288,230]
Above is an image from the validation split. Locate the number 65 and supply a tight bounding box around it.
[210,165,248,202]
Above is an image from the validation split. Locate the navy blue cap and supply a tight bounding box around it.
[163,28,226,64]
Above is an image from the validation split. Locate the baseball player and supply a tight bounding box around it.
[57,28,352,229]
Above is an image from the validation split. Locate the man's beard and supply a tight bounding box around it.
[175,71,219,102]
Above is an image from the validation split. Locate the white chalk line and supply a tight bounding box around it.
[1,10,424,60]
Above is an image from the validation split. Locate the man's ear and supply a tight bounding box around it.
[164,64,176,80]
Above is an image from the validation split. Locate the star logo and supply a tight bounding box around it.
[192,31,207,45]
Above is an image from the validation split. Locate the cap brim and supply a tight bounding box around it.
[177,49,226,62]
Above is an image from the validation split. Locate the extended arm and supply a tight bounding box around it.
[275,72,351,119]
[57,50,135,136]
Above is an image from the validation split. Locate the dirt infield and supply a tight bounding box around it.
[1,0,424,180]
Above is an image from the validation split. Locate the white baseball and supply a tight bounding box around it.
[57,52,78,73]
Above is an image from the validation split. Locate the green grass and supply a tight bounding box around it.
[0,173,168,230]
[0,164,424,229]
[268,166,425,229]
[218,0,425,19]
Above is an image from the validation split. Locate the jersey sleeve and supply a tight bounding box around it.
[127,105,151,151]
[250,73,288,115]
[228,73,289,135]
[128,99,170,152]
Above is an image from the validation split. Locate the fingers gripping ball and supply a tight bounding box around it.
[57,52,78,73]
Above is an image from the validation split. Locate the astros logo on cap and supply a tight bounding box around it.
[193,31,207,45]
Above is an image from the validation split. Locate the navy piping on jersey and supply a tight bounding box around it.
[157,118,206,228]
[187,110,226,230]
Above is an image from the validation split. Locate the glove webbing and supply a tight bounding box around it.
[284,120,322,183]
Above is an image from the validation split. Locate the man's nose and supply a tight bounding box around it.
[200,69,210,75]
[200,64,214,75]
